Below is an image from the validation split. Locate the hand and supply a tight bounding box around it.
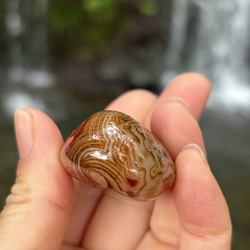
[0,73,232,250]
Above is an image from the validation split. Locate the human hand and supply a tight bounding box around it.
[0,73,232,249]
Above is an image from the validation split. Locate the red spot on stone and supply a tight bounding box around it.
[126,178,138,187]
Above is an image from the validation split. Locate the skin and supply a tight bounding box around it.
[0,73,232,249]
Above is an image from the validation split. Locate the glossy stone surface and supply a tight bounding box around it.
[61,110,176,201]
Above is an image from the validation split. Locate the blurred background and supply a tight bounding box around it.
[0,0,249,249]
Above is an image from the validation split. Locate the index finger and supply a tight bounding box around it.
[156,73,211,120]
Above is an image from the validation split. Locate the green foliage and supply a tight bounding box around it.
[138,1,159,16]
[48,0,159,63]
[83,0,114,12]
[83,0,118,24]
[48,1,85,30]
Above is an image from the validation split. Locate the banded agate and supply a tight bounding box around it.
[61,110,176,201]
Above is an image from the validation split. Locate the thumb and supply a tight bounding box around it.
[0,108,74,250]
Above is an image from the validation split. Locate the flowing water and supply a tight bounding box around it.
[0,0,250,249]
[161,0,250,108]
[5,0,54,87]
[160,1,250,248]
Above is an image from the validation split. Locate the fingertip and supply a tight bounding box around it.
[107,89,157,110]
[170,72,212,96]
[17,107,74,200]
[182,143,207,163]
[159,72,211,120]
[14,107,74,205]
[176,72,211,89]
[24,107,64,148]
[106,89,157,125]
[0,108,74,249]
[15,109,34,159]
[151,98,205,159]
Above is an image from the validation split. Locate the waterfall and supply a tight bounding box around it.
[160,0,250,108]
[1,0,56,120]
[5,0,54,87]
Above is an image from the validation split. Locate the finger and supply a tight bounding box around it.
[0,108,74,250]
[142,72,210,130]
[107,89,158,127]
[175,144,232,249]
[151,98,206,160]
[157,73,211,120]
[83,197,152,250]
[62,180,103,246]
[81,90,158,249]
[138,98,206,249]
[136,193,180,250]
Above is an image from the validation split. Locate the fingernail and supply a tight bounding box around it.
[165,97,190,110]
[15,109,34,159]
[183,143,206,162]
